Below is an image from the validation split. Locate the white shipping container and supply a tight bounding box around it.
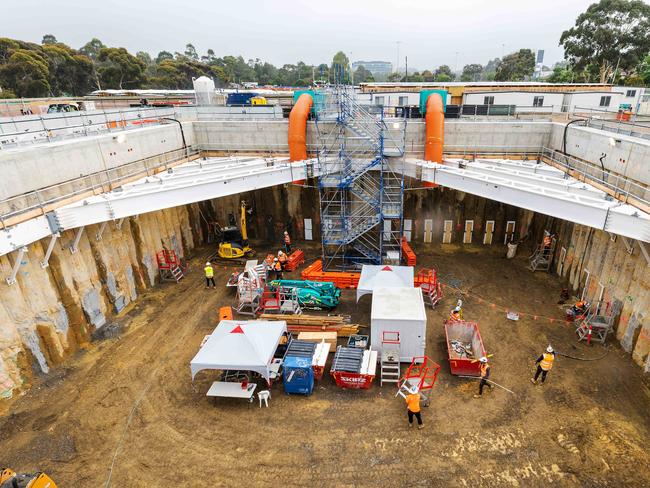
[371,287,427,362]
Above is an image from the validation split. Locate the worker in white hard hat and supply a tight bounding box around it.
[405,386,424,429]
[448,299,463,322]
[204,262,215,289]
[273,257,283,280]
[474,356,492,398]
[277,249,288,270]
[283,230,292,253]
[531,345,556,385]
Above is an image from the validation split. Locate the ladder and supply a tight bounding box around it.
[529,234,556,272]
[170,265,184,282]
[380,331,401,386]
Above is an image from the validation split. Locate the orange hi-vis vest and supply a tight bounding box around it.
[274,262,282,271]
[405,393,421,413]
[540,353,555,371]
[480,363,489,378]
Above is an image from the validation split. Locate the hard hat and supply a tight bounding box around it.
[410,387,419,395]
[273,258,278,262]
[453,305,461,312]
[277,250,282,256]
[205,262,211,266]
[284,231,288,234]
[479,357,488,363]
[546,345,554,353]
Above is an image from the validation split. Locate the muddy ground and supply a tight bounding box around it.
[1,242,649,487]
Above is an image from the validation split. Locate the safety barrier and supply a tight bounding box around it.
[300,260,360,289]
[284,249,305,272]
[401,236,416,266]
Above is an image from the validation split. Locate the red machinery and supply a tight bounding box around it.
[156,249,185,282]
[330,346,378,389]
[444,321,487,376]
[397,356,441,406]
[414,268,442,308]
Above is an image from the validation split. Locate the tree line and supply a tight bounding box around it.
[0,0,649,99]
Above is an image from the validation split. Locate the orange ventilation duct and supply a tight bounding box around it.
[288,93,313,162]
[424,93,444,163]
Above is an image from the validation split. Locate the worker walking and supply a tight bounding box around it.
[204,262,215,289]
[448,299,463,322]
[283,231,292,254]
[277,250,288,270]
[405,388,424,429]
[531,345,556,385]
[474,357,493,398]
[273,258,283,280]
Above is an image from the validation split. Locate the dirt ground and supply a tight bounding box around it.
[1,242,649,488]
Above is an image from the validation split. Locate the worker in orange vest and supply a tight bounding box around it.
[531,345,556,385]
[277,250,288,270]
[567,300,589,321]
[405,387,424,429]
[283,231,292,254]
[273,258,283,280]
[474,357,493,398]
[448,299,463,322]
[543,234,552,250]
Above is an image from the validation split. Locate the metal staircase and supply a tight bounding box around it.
[315,86,405,269]
[380,331,401,386]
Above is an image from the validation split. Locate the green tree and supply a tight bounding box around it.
[461,63,483,82]
[387,72,402,82]
[155,51,174,64]
[638,53,650,84]
[42,34,58,45]
[202,49,217,65]
[547,66,574,83]
[494,49,535,81]
[353,65,374,84]
[97,47,146,89]
[0,49,50,97]
[0,38,19,62]
[560,0,650,83]
[80,38,106,60]
[421,70,434,82]
[184,43,199,61]
[331,51,350,84]
[434,65,454,81]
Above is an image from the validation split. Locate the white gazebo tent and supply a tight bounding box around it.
[356,264,414,302]
[190,320,287,383]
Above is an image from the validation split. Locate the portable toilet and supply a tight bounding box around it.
[283,356,314,395]
[371,287,427,362]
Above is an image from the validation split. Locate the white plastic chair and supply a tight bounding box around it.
[258,390,271,408]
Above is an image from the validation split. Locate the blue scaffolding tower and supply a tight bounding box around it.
[315,86,406,270]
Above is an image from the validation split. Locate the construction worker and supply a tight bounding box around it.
[448,299,463,322]
[273,258,283,280]
[283,231,292,254]
[204,262,215,289]
[474,357,493,398]
[405,387,424,429]
[567,300,589,321]
[531,345,556,385]
[277,250,288,270]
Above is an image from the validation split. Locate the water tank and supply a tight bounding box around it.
[193,76,216,105]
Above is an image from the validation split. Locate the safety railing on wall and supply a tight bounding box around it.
[0,106,176,149]
[0,147,198,229]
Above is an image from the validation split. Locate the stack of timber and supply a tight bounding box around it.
[259,313,363,337]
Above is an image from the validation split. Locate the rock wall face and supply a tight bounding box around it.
[0,204,199,399]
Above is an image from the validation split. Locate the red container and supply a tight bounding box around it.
[444,321,487,376]
[331,371,374,389]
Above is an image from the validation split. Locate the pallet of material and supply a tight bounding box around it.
[259,313,351,325]
[288,325,361,337]
[297,331,338,347]
[284,249,305,272]
[301,260,360,289]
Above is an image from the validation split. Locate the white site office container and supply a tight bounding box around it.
[371,286,427,362]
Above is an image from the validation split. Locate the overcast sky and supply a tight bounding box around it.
[0,0,614,71]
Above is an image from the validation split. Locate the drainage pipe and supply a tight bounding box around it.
[288,93,313,185]
[423,93,445,187]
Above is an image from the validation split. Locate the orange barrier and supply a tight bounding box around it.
[284,249,305,272]
[401,236,416,266]
[423,93,444,188]
[219,306,233,321]
[301,259,360,289]
[288,93,313,184]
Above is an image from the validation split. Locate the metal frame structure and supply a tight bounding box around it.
[315,85,406,269]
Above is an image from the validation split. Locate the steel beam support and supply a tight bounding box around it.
[115,218,125,230]
[95,221,107,241]
[6,246,27,285]
[69,226,84,254]
[638,241,650,266]
[40,233,59,268]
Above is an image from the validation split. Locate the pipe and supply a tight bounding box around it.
[288,93,313,162]
[288,93,313,185]
[423,93,444,187]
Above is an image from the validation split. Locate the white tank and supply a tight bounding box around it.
[193,76,216,105]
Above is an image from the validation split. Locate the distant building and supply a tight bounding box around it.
[352,61,393,77]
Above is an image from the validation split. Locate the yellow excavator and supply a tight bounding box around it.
[0,468,57,488]
[217,201,255,260]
